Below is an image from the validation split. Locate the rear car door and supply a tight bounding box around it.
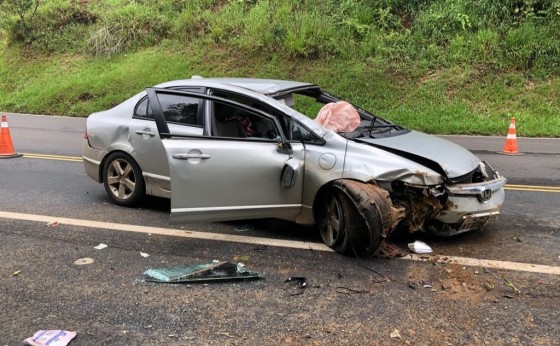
[147,88,305,223]
[128,88,204,196]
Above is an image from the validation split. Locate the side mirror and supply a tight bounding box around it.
[277,141,293,155]
[281,158,300,189]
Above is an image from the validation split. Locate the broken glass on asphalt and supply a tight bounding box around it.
[144,261,262,283]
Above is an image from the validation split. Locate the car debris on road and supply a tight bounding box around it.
[93,243,108,250]
[144,261,262,283]
[284,276,309,296]
[46,221,59,228]
[408,240,433,254]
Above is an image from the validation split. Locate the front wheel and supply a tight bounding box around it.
[102,152,145,207]
[317,189,364,255]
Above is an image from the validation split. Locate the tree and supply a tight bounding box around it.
[2,0,40,22]
[0,0,41,42]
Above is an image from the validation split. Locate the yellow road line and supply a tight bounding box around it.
[505,184,560,193]
[0,210,559,276]
[22,153,83,163]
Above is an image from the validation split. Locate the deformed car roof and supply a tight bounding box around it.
[154,77,314,95]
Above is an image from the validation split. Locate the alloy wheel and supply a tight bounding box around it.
[106,158,137,201]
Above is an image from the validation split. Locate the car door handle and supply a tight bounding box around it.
[172,153,211,160]
[135,130,156,137]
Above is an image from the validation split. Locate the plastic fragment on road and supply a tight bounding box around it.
[390,329,401,339]
[408,241,433,254]
[140,252,150,258]
[12,270,21,276]
[46,221,59,227]
[74,258,94,265]
[94,243,108,250]
[284,277,309,296]
[144,261,262,283]
[23,330,76,346]
[285,277,308,288]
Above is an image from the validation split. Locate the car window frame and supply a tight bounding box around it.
[287,118,324,145]
[132,96,153,120]
[133,87,206,128]
[146,88,287,142]
[207,88,325,145]
[207,89,289,140]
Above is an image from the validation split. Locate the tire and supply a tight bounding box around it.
[341,181,397,257]
[317,189,365,255]
[102,152,145,207]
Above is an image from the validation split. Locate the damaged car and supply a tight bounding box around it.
[82,77,506,255]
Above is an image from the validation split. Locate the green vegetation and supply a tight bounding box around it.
[1,0,559,136]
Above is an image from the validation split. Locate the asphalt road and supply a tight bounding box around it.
[1,113,559,345]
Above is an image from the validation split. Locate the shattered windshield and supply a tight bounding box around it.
[274,101,329,138]
[275,87,409,139]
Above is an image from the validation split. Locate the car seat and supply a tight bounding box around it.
[213,105,247,138]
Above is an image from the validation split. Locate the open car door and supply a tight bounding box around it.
[147,88,305,223]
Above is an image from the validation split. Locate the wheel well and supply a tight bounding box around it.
[314,179,406,235]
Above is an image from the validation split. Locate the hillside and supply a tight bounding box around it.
[0,0,559,136]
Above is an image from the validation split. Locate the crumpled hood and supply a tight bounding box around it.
[357,131,480,179]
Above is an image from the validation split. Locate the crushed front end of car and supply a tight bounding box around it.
[346,127,506,238]
[387,161,506,236]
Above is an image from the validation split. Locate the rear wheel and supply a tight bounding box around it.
[102,152,145,206]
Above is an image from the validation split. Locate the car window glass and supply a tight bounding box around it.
[291,120,322,144]
[211,101,279,140]
[134,97,154,120]
[158,94,200,126]
[211,90,291,136]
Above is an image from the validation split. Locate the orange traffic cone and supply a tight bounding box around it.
[0,115,22,159]
[499,117,523,155]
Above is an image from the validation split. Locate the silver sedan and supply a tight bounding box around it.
[82,77,506,255]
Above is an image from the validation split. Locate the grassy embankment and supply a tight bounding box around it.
[0,0,559,136]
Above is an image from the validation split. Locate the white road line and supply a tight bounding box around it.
[403,254,560,276]
[0,211,330,252]
[1,210,559,276]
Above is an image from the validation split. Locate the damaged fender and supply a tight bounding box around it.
[335,179,405,256]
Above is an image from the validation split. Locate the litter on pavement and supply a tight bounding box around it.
[408,240,433,254]
[144,261,262,283]
[94,243,108,250]
[73,258,94,265]
[23,330,76,346]
[46,221,59,228]
[140,252,150,258]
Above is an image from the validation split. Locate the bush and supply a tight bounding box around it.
[2,0,97,52]
[1,0,559,74]
[85,3,172,57]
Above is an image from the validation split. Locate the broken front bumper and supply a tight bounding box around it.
[430,177,507,236]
